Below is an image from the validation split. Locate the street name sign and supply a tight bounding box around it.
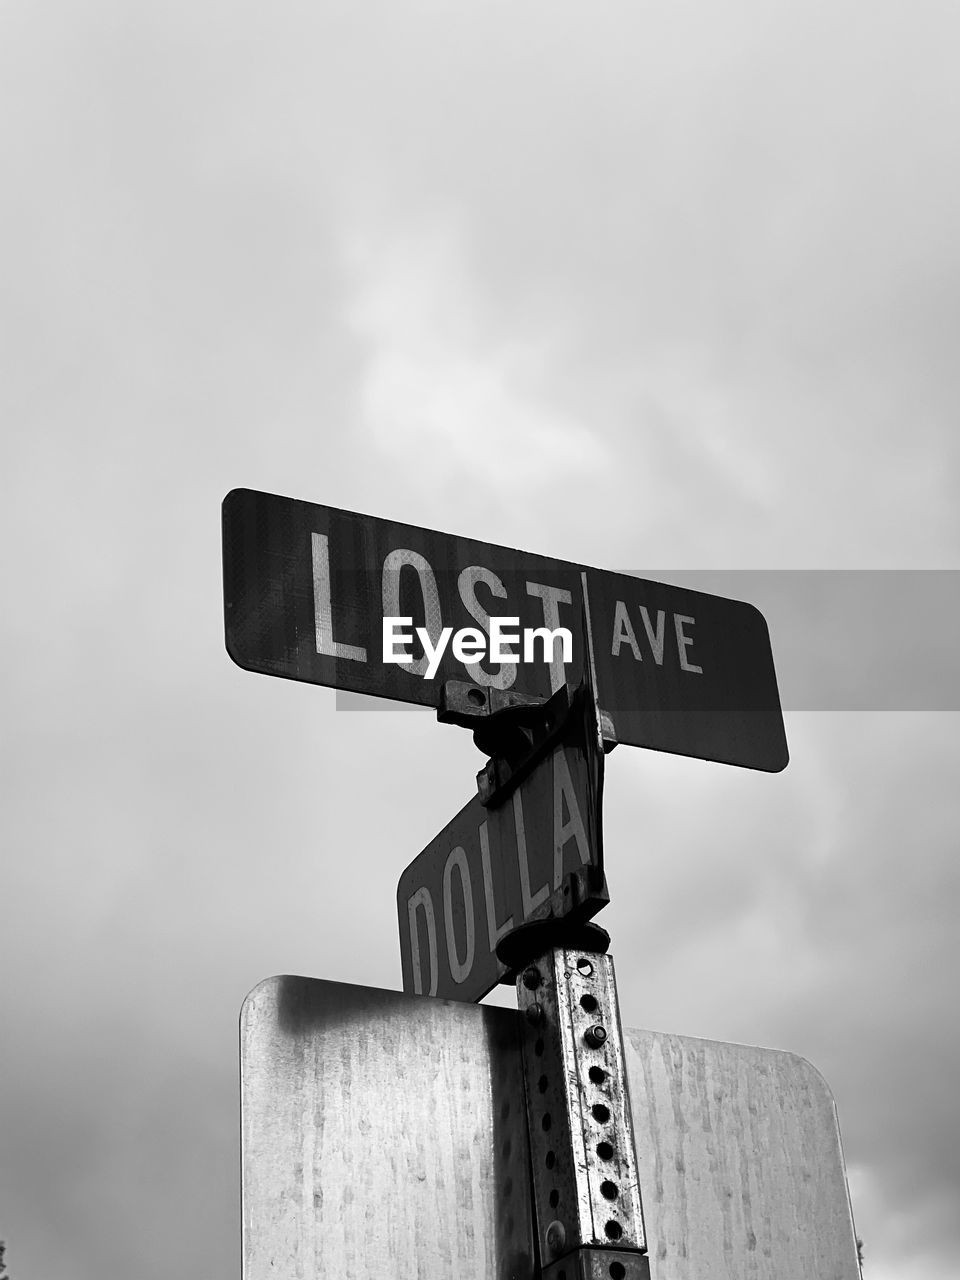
[242,975,861,1280]
[397,693,604,1003]
[223,488,788,771]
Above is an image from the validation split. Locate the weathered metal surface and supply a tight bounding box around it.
[241,976,536,1280]
[516,949,648,1278]
[541,1248,651,1280]
[397,688,605,1003]
[222,489,787,771]
[623,1027,862,1279]
[241,975,860,1280]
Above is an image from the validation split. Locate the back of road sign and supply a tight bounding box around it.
[241,976,861,1280]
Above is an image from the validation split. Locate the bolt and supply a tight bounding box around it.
[522,966,541,990]
[545,1219,566,1255]
[525,1002,544,1027]
[584,1024,607,1048]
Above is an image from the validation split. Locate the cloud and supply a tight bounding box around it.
[1,2,958,1278]
[342,220,613,525]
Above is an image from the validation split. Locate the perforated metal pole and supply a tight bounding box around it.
[516,949,650,1280]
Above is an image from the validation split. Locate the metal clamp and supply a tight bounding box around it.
[496,867,611,977]
[440,680,580,808]
[516,948,650,1280]
[436,680,549,735]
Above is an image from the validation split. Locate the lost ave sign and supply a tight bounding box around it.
[223,489,787,770]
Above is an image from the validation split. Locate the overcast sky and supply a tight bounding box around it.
[2,2,958,1278]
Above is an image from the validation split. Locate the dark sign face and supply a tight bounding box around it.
[222,488,787,771]
[397,718,604,1003]
[585,571,788,773]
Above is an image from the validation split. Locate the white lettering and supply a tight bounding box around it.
[382,617,581,677]
[489,616,520,663]
[523,626,573,666]
[457,566,516,690]
[674,614,703,674]
[419,625,453,680]
[451,626,486,665]
[552,747,591,888]
[311,533,367,662]
[382,617,413,664]
[442,846,475,985]
[407,887,438,997]
[381,549,443,679]
[514,789,549,916]
[479,820,515,952]
[611,599,641,660]
[639,606,666,665]
[526,582,573,692]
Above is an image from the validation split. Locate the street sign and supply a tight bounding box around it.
[397,690,604,1003]
[584,568,788,773]
[242,975,862,1280]
[223,488,787,771]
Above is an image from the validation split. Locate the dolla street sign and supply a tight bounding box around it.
[397,688,605,1003]
[223,488,788,771]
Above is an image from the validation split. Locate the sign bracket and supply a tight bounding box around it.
[495,868,610,976]
[436,679,549,731]
[438,679,579,806]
